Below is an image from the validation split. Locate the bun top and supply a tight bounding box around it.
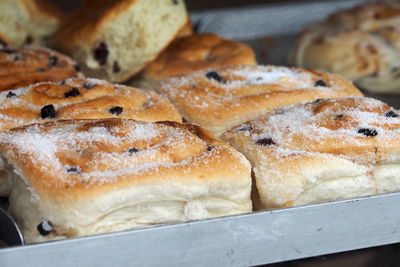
[0,45,84,91]
[225,96,400,164]
[0,119,250,200]
[0,78,181,132]
[156,64,362,135]
[141,33,256,81]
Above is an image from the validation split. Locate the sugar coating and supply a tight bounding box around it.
[0,120,247,193]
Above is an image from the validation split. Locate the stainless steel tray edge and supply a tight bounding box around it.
[1,192,400,267]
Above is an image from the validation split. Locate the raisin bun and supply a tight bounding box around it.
[0,0,64,46]
[222,96,400,210]
[0,78,181,197]
[53,0,189,83]
[0,119,252,243]
[290,2,400,93]
[130,34,256,89]
[155,64,363,136]
[0,45,84,92]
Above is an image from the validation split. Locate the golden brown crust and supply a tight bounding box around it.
[155,64,363,136]
[0,78,181,133]
[132,34,256,88]
[222,96,400,209]
[0,45,84,92]
[290,2,400,93]
[1,119,251,242]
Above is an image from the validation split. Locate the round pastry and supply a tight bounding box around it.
[222,96,400,209]
[0,0,64,46]
[0,45,84,92]
[0,78,182,197]
[53,0,189,82]
[130,34,256,89]
[155,64,363,136]
[0,119,252,243]
[290,2,400,93]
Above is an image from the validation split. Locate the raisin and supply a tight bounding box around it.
[336,114,345,119]
[74,65,82,72]
[94,42,109,66]
[66,166,80,173]
[37,221,52,236]
[40,105,56,119]
[313,98,322,103]
[384,110,399,118]
[83,83,95,89]
[36,68,46,72]
[109,106,123,115]
[6,92,16,98]
[128,148,139,153]
[172,0,179,4]
[206,71,225,83]
[358,128,378,137]
[49,56,58,67]
[207,146,213,151]
[24,35,33,44]
[0,48,13,54]
[64,88,80,98]
[12,54,21,61]
[255,138,276,146]
[314,79,327,87]
[236,125,253,132]
[113,61,121,73]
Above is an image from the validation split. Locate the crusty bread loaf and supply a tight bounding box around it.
[155,64,363,136]
[0,78,181,197]
[0,119,252,243]
[54,0,189,83]
[222,96,400,209]
[0,45,84,92]
[290,2,400,93]
[0,0,64,46]
[130,34,256,89]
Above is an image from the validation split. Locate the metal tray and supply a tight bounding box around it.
[2,1,400,266]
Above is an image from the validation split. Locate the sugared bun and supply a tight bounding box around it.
[155,64,363,136]
[290,2,400,93]
[0,78,181,197]
[0,45,84,92]
[131,34,256,89]
[0,119,252,243]
[222,96,400,209]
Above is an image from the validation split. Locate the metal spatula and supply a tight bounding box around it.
[0,206,24,246]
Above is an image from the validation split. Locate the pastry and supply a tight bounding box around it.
[155,64,363,136]
[130,33,256,89]
[0,119,252,243]
[54,0,189,82]
[290,2,400,93]
[0,78,182,196]
[222,96,400,209]
[0,45,84,92]
[0,0,64,46]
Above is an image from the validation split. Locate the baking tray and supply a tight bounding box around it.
[2,1,400,266]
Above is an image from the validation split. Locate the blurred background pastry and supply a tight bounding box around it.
[0,0,64,46]
[53,0,189,83]
[130,33,256,89]
[290,2,400,94]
